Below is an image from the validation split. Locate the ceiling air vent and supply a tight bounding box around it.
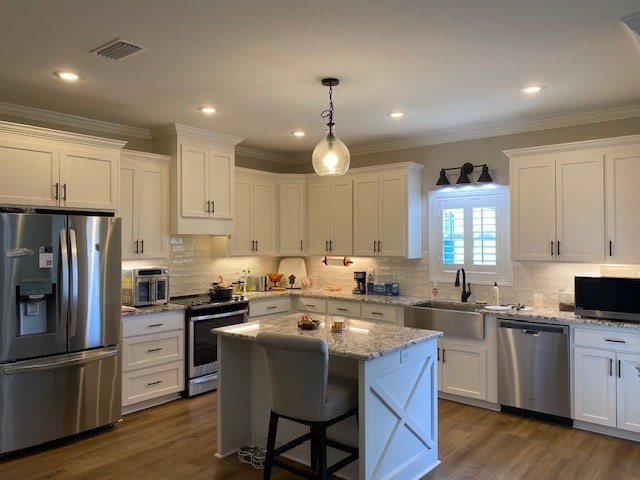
[90,38,145,61]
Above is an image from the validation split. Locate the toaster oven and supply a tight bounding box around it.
[122,267,170,306]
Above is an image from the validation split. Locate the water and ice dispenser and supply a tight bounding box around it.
[17,279,55,336]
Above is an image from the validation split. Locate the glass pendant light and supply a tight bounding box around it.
[312,78,350,176]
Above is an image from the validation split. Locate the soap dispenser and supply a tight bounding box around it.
[491,282,500,305]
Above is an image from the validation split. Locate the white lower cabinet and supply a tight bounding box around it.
[295,297,327,314]
[573,326,640,433]
[249,297,292,319]
[122,311,185,413]
[295,296,403,326]
[438,340,487,400]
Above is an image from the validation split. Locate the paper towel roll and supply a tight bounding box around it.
[321,256,353,267]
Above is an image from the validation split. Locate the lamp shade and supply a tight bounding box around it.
[312,131,350,176]
[477,164,493,183]
[436,169,450,186]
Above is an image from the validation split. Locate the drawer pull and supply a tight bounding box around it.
[304,304,317,308]
[605,338,626,343]
[147,323,164,328]
[370,311,383,315]
[147,348,163,353]
[336,307,348,312]
[147,380,163,386]
[267,305,277,310]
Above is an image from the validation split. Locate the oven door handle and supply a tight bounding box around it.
[191,310,248,322]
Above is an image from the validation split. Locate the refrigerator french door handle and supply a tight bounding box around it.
[3,346,119,375]
[59,229,69,338]
[69,229,79,336]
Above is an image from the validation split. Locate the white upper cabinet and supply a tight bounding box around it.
[278,178,306,256]
[0,121,124,210]
[507,146,605,262]
[152,124,243,235]
[353,163,422,258]
[307,177,353,256]
[229,169,276,256]
[605,144,640,264]
[508,135,640,263]
[119,151,170,260]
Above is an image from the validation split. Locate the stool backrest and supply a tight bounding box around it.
[256,332,328,421]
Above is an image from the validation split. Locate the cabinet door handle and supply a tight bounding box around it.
[609,240,613,257]
[610,358,613,377]
[437,347,440,362]
[329,240,333,251]
[140,240,144,254]
[147,380,163,386]
[211,200,214,214]
[326,241,329,252]
[618,359,622,379]
[373,240,377,252]
[62,183,67,201]
[54,182,59,201]
[206,200,211,213]
[377,240,381,252]
[255,240,258,251]
[442,348,446,364]
[147,347,163,353]
[557,240,561,256]
[550,241,554,256]
[300,240,303,251]
[134,240,139,254]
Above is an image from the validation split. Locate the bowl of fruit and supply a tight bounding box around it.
[297,314,319,330]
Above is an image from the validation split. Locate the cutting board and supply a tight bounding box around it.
[277,257,308,288]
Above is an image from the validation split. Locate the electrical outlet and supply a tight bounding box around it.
[400,349,409,363]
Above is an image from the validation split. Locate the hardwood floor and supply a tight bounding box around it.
[1,394,640,480]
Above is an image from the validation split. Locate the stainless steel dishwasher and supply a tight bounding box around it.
[497,318,571,422]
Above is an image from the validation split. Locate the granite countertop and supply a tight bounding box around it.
[214,313,443,361]
[481,307,640,331]
[241,288,427,307]
[121,303,187,317]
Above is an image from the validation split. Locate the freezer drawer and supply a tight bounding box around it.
[0,346,121,455]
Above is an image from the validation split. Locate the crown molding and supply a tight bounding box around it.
[151,123,244,146]
[0,101,151,139]
[503,133,640,158]
[236,146,292,164]
[0,120,127,149]
[121,149,171,163]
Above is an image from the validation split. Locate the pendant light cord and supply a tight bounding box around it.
[320,85,335,133]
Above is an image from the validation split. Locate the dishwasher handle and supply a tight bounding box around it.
[498,319,568,335]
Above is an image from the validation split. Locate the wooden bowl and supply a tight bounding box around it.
[267,273,284,284]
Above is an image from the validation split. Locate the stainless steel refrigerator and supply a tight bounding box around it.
[0,212,122,455]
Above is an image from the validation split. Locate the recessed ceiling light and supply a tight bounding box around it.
[291,131,306,137]
[52,70,83,81]
[519,85,544,94]
[197,106,216,114]
[389,111,406,118]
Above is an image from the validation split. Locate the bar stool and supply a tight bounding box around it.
[256,332,358,480]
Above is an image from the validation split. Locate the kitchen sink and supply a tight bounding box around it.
[404,301,485,339]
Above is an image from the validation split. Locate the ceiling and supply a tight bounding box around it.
[1,0,639,159]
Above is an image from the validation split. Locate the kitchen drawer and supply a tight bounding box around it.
[327,300,360,318]
[122,360,184,407]
[296,297,327,314]
[361,304,397,324]
[123,311,184,338]
[574,326,640,352]
[122,330,184,372]
[249,297,291,318]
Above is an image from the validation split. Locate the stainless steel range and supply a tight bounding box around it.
[171,295,248,397]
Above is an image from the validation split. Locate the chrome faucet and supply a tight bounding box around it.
[454,267,472,302]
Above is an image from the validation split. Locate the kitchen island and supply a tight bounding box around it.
[214,314,442,480]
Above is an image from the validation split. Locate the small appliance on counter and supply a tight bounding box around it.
[353,271,367,294]
[122,267,170,306]
[575,276,640,322]
[367,281,400,296]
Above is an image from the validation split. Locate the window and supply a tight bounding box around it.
[429,185,512,285]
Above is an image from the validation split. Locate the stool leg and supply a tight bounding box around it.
[264,411,279,480]
[317,424,328,480]
[310,425,318,470]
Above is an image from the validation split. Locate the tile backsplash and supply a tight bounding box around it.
[165,235,640,306]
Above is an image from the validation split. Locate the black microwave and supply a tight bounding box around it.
[575,276,640,322]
